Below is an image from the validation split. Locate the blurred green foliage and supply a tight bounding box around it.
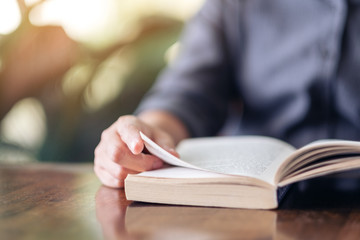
[39,18,183,162]
[0,0,199,163]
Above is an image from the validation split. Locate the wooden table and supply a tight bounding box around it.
[1,163,360,240]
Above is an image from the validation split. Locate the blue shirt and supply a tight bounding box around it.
[136,0,360,148]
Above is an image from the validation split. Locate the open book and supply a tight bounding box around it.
[124,132,360,209]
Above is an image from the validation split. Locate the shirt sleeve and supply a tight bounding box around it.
[135,0,237,137]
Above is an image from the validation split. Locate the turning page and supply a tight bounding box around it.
[140,132,295,184]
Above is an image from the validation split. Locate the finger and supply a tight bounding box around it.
[94,165,124,188]
[97,129,163,172]
[94,164,140,188]
[115,116,151,155]
[95,154,138,180]
[152,131,180,158]
[121,124,144,155]
[167,149,180,158]
[113,145,164,172]
[94,129,124,175]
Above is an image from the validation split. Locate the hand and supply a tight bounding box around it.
[94,115,178,188]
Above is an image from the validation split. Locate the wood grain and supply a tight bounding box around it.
[1,163,360,240]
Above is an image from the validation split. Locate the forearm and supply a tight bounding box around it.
[138,110,190,145]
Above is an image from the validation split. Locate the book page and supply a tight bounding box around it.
[276,139,360,183]
[140,132,295,184]
[140,132,202,169]
[138,167,234,179]
[176,136,295,183]
[136,166,273,188]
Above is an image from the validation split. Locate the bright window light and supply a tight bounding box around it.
[29,0,118,47]
[0,0,21,34]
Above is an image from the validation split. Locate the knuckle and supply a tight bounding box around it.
[93,165,102,179]
[100,128,110,141]
[112,179,124,188]
[117,115,135,128]
[117,115,144,135]
[112,165,124,177]
[94,166,124,188]
[118,114,135,122]
[94,145,102,158]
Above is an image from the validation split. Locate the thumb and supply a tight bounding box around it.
[153,131,179,158]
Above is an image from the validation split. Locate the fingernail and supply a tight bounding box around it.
[130,141,137,153]
[152,160,163,169]
[131,140,141,154]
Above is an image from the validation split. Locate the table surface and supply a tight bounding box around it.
[1,163,360,240]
